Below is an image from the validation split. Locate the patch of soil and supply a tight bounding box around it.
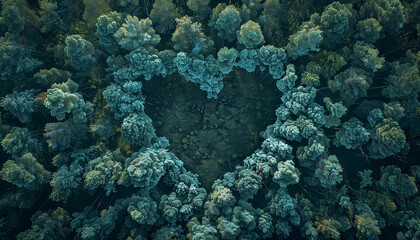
[144,69,280,189]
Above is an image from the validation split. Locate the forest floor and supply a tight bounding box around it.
[144,69,280,189]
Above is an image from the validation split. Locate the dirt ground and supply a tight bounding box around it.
[143,69,280,189]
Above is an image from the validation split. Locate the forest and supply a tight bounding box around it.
[0,0,419,239]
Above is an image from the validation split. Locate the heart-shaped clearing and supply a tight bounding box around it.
[144,70,280,189]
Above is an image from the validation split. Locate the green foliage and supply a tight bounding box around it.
[114,16,160,52]
[0,0,418,239]
[64,35,96,71]
[383,61,420,100]
[122,112,157,146]
[39,0,61,33]
[149,0,181,34]
[174,52,223,99]
[323,97,347,128]
[0,34,43,81]
[50,163,83,202]
[237,20,265,49]
[350,41,385,72]
[354,212,381,240]
[214,5,242,42]
[329,67,372,105]
[71,203,124,240]
[209,3,227,27]
[216,47,238,74]
[257,210,273,238]
[187,0,211,21]
[159,181,206,222]
[126,195,159,225]
[125,148,173,189]
[187,217,218,240]
[34,68,71,87]
[172,16,214,54]
[83,0,111,30]
[408,0,420,37]
[355,189,396,216]
[276,116,317,141]
[273,160,300,188]
[102,81,145,119]
[307,103,326,125]
[0,0,24,34]
[238,4,251,23]
[259,0,287,44]
[358,170,373,189]
[269,189,300,230]
[90,115,116,139]
[205,184,236,217]
[1,90,34,123]
[320,2,354,46]
[314,155,343,188]
[297,131,329,168]
[153,225,185,240]
[1,127,39,158]
[360,0,405,35]
[237,49,259,72]
[383,102,405,121]
[286,21,322,59]
[261,137,293,160]
[367,108,384,127]
[355,18,382,44]
[114,0,139,13]
[16,207,72,240]
[368,119,408,159]
[84,150,124,195]
[335,118,370,149]
[301,70,320,87]
[281,86,317,115]
[0,153,51,190]
[216,217,241,239]
[315,216,341,240]
[44,79,93,122]
[241,0,263,19]
[243,151,278,178]
[313,50,347,80]
[390,211,420,240]
[236,169,262,200]
[258,45,287,80]
[44,121,89,151]
[96,11,125,53]
[158,49,178,77]
[378,165,418,200]
[118,48,164,81]
[276,64,297,93]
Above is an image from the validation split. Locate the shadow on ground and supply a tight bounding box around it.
[144,69,280,189]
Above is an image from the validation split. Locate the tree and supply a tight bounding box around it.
[0,153,51,190]
[214,5,242,42]
[237,20,265,49]
[44,80,93,123]
[1,90,34,123]
[149,0,181,33]
[368,119,408,159]
[64,35,96,71]
[273,160,300,188]
[172,16,214,55]
[314,155,343,188]
[122,112,157,147]
[334,118,370,149]
[114,16,160,52]
[360,0,405,35]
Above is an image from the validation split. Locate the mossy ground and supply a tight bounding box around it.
[144,69,280,189]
